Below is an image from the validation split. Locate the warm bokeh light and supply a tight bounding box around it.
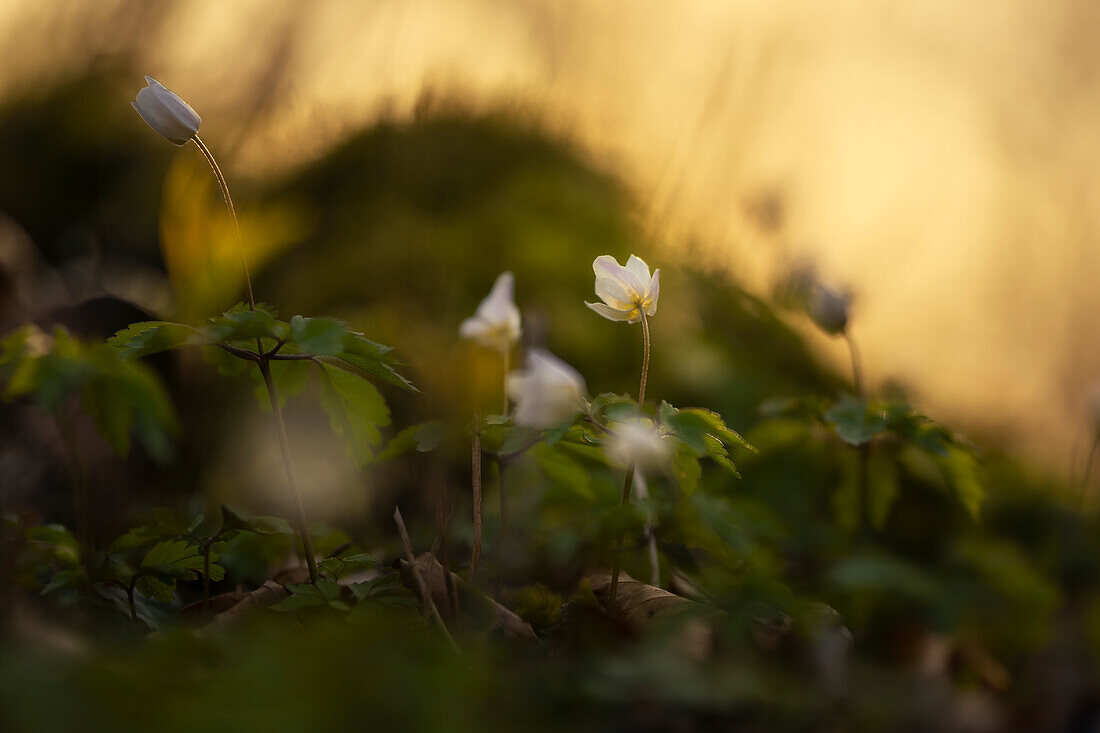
[4,0,1099,469]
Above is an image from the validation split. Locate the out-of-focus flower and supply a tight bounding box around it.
[131,76,201,145]
[459,272,522,353]
[506,349,586,428]
[586,255,660,323]
[607,418,669,467]
[808,283,851,335]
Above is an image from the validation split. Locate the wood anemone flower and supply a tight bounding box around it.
[459,271,522,354]
[131,76,201,146]
[505,349,586,429]
[585,254,660,324]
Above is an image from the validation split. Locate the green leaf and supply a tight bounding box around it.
[107,322,197,360]
[289,316,349,356]
[332,332,416,392]
[201,303,287,345]
[671,443,702,494]
[110,509,189,552]
[221,506,294,536]
[40,567,86,595]
[135,574,177,603]
[270,580,343,611]
[318,554,380,581]
[824,396,887,446]
[318,362,391,467]
[375,421,445,462]
[141,540,204,577]
[253,358,310,411]
[500,426,541,456]
[938,446,984,519]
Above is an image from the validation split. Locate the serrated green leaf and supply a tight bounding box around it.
[202,303,287,345]
[107,321,198,360]
[318,362,391,467]
[289,315,349,356]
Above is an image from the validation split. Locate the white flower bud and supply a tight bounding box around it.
[586,254,660,324]
[131,76,201,146]
[459,272,522,354]
[505,349,586,428]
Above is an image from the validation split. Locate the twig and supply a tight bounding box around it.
[469,415,483,583]
[393,506,460,654]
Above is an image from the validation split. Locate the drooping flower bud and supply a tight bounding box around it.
[131,76,201,146]
[808,283,851,336]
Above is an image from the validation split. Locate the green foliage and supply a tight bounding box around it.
[318,554,380,581]
[1,325,178,460]
[319,362,391,466]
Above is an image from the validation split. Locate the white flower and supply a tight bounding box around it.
[808,283,850,335]
[585,255,660,323]
[505,349,586,428]
[607,418,669,468]
[459,272,522,353]
[131,76,201,146]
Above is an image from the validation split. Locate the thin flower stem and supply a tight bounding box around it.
[191,134,256,311]
[259,361,319,586]
[609,308,653,604]
[501,348,510,415]
[844,330,863,396]
[469,414,483,583]
[608,461,637,605]
[638,310,651,405]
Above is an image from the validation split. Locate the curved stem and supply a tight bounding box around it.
[191,135,256,311]
[258,360,319,585]
[638,310,651,405]
[501,348,510,415]
[844,330,863,396]
[608,461,637,604]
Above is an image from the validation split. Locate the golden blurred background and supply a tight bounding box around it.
[3,0,1099,472]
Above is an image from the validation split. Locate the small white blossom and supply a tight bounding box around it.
[459,272,522,354]
[505,349,586,428]
[607,418,669,468]
[131,76,201,146]
[585,254,660,324]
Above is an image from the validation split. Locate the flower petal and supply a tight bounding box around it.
[644,269,660,316]
[625,255,652,290]
[586,301,634,322]
[594,277,635,311]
